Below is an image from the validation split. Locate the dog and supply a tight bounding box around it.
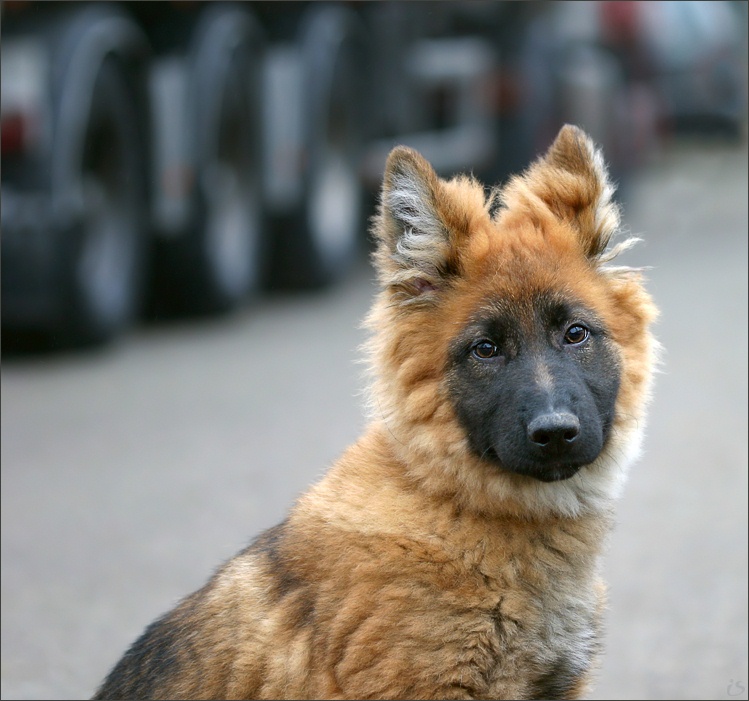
[92,125,658,700]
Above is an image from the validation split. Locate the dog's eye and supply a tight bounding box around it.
[564,324,589,345]
[472,340,499,359]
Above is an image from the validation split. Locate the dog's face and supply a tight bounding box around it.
[446,286,621,484]
[367,125,658,517]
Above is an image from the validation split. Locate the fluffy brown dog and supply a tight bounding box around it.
[93,125,658,700]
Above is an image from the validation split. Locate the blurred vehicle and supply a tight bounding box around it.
[1,0,682,348]
[635,0,747,137]
[1,1,501,346]
[496,0,659,184]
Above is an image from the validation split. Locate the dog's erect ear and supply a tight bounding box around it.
[504,125,620,260]
[372,146,454,300]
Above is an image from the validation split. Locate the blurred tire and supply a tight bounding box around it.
[163,7,265,315]
[268,6,367,290]
[58,57,149,346]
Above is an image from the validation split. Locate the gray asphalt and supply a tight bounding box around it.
[2,139,747,701]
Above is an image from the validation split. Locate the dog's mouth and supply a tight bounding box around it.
[505,461,585,483]
[522,462,584,482]
[484,448,586,482]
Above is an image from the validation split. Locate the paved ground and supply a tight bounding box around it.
[2,138,747,700]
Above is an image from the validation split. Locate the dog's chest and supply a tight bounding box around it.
[484,584,598,698]
[281,497,605,699]
[441,530,601,697]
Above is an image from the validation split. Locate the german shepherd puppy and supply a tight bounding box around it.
[93,125,658,700]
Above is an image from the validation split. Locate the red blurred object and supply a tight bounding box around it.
[599,1,641,47]
[1,112,29,155]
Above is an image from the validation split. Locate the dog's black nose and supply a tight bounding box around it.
[527,412,580,452]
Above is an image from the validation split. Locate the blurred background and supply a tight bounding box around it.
[1,1,747,699]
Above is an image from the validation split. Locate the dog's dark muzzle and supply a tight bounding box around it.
[491,406,604,482]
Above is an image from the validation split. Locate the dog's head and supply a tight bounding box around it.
[367,125,659,518]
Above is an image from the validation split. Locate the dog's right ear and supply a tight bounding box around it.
[372,146,453,301]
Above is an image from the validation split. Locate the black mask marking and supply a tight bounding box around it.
[447,293,620,482]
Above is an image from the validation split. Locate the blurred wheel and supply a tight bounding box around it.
[167,7,265,315]
[59,57,148,345]
[268,6,367,290]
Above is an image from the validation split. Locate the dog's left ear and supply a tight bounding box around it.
[507,124,620,260]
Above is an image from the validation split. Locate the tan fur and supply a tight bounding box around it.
[93,125,658,700]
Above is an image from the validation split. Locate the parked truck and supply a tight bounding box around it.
[2,1,656,347]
